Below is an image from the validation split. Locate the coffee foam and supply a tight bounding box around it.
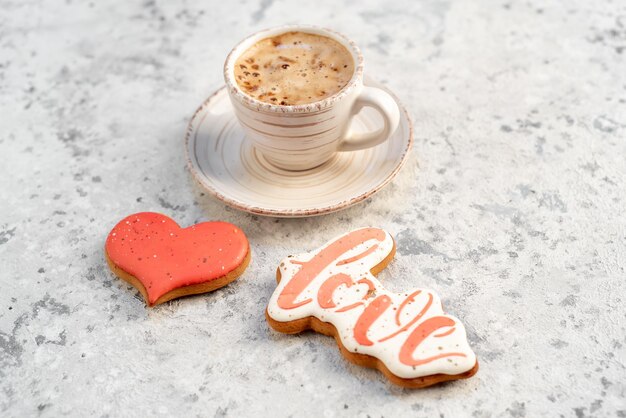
[234,31,355,106]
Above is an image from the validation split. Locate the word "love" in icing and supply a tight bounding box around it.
[267,228,477,379]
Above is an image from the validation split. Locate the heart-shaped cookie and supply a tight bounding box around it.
[105,212,250,306]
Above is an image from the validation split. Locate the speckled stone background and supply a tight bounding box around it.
[1,0,625,416]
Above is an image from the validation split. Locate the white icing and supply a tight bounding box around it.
[267,228,477,379]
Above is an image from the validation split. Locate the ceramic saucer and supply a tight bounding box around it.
[185,77,413,218]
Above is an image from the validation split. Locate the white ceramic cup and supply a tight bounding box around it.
[224,25,400,171]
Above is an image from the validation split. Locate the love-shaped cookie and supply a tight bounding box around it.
[266,228,478,388]
[105,212,250,306]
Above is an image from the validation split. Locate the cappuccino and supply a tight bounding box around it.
[234,31,354,106]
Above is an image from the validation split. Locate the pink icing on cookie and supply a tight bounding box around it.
[267,227,477,379]
[398,317,467,366]
[105,212,249,305]
[318,274,353,309]
[278,228,386,310]
[354,295,393,346]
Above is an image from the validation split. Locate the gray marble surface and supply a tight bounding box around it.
[1,0,625,416]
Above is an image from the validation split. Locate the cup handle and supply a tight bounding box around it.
[338,86,400,152]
